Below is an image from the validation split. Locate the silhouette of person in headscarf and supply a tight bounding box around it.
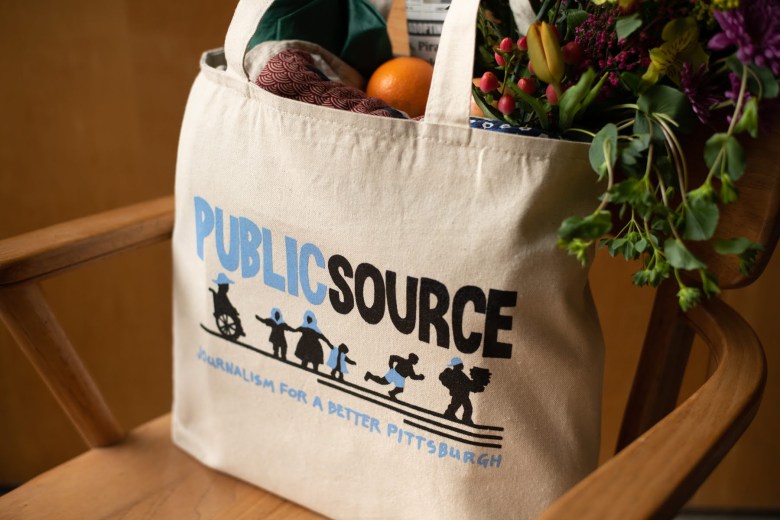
[326,343,356,381]
[293,310,332,372]
[256,308,294,359]
[209,273,245,338]
[365,353,425,400]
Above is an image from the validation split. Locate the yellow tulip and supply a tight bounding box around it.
[526,22,564,91]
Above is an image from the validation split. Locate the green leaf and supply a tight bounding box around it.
[664,239,706,270]
[677,285,702,311]
[713,237,763,255]
[609,177,657,220]
[706,134,746,180]
[727,58,779,99]
[751,65,779,99]
[558,211,613,241]
[471,84,503,120]
[565,9,588,39]
[620,72,642,96]
[726,137,746,180]
[700,270,721,298]
[683,194,719,241]
[714,237,764,275]
[633,112,665,143]
[558,68,597,130]
[704,133,728,171]
[720,173,739,204]
[734,98,759,138]
[506,82,549,129]
[616,13,642,41]
[619,134,650,176]
[637,85,695,133]
[589,124,618,178]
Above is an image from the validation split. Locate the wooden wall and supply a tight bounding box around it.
[0,0,777,509]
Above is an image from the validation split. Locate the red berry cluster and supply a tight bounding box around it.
[479,30,585,117]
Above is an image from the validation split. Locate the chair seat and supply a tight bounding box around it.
[0,414,326,520]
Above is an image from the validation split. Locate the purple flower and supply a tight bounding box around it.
[680,63,721,124]
[724,71,751,124]
[709,0,780,75]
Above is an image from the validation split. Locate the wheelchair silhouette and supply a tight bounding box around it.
[209,287,244,340]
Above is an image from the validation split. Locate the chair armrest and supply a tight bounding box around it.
[539,297,766,520]
[0,196,174,286]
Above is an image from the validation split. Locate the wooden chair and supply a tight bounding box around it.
[0,153,777,520]
[1,4,778,518]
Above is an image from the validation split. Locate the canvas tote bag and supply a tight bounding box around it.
[172,0,605,518]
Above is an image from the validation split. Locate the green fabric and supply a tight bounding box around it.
[248,0,393,78]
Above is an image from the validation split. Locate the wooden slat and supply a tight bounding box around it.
[0,414,325,520]
[0,283,124,447]
[616,280,694,451]
[0,196,174,287]
[539,298,766,519]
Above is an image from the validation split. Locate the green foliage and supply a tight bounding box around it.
[616,13,642,41]
[637,85,695,133]
[558,69,606,130]
[683,184,719,241]
[664,239,706,270]
[704,133,746,180]
[588,124,618,179]
[559,211,613,241]
[471,1,776,311]
[734,98,759,138]
[714,237,764,275]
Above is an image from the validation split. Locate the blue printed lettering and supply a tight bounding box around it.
[439,442,448,458]
[194,197,214,260]
[300,243,326,305]
[215,207,240,272]
[285,236,299,296]
[262,227,285,292]
[239,217,262,278]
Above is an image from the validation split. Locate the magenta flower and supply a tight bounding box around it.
[680,63,721,124]
[709,0,780,75]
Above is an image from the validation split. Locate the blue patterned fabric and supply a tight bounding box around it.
[469,117,557,139]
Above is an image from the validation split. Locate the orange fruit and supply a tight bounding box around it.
[366,57,434,118]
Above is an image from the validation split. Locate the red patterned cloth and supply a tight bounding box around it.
[255,49,406,118]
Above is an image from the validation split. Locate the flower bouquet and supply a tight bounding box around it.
[473,0,780,309]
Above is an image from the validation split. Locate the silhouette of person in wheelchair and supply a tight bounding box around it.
[209,273,245,340]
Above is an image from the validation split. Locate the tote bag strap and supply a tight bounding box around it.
[224,0,480,128]
[423,0,481,128]
[224,0,275,80]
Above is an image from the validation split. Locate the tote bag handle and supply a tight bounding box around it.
[224,0,480,128]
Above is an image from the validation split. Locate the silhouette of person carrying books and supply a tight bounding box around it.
[209,273,245,339]
[293,310,332,372]
[327,343,356,381]
[365,353,424,400]
[439,357,492,425]
[255,308,294,359]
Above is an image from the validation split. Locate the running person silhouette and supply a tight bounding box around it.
[365,353,424,400]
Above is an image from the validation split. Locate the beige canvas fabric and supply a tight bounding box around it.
[172,1,604,518]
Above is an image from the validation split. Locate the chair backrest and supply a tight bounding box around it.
[617,119,780,450]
